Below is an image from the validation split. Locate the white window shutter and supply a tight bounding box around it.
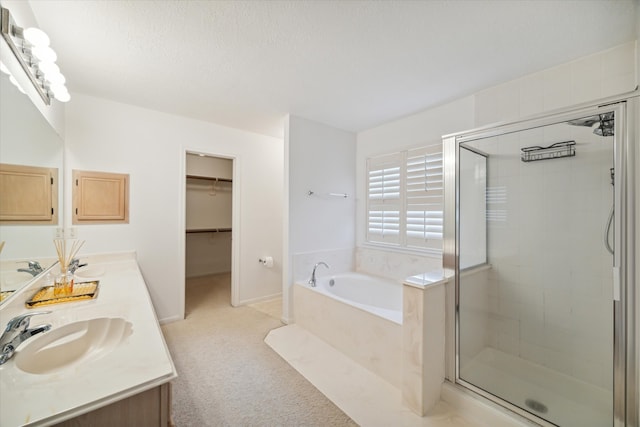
[405,145,443,250]
[367,153,401,245]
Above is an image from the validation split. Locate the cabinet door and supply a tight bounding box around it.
[0,163,58,224]
[73,170,129,224]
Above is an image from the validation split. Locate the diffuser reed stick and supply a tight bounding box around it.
[54,239,84,270]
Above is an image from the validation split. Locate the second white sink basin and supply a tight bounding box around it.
[15,317,132,374]
[0,271,34,291]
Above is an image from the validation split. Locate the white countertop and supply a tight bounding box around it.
[403,269,449,289]
[0,252,177,426]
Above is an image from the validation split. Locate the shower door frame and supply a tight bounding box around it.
[443,92,638,427]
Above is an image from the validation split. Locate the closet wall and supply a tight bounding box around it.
[185,153,233,278]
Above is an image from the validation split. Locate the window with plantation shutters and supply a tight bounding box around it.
[366,144,443,253]
[405,145,443,250]
[367,153,401,245]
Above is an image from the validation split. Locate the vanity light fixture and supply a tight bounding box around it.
[0,7,70,104]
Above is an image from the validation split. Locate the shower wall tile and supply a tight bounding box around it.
[602,41,637,95]
[474,41,637,128]
[479,120,614,388]
[519,74,545,118]
[543,64,573,111]
[571,54,603,105]
[603,71,636,95]
[475,89,500,126]
[463,41,630,394]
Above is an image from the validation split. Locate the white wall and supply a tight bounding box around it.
[284,115,356,321]
[65,94,283,322]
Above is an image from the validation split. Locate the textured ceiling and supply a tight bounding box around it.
[26,0,639,138]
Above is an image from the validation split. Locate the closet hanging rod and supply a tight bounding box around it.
[307,190,348,199]
[186,228,232,234]
[186,174,232,182]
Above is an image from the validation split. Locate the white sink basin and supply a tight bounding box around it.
[73,266,105,281]
[15,317,132,374]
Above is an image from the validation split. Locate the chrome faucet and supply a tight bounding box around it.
[17,261,43,277]
[0,311,52,365]
[68,258,88,274]
[308,262,329,287]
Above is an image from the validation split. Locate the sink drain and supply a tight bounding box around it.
[525,398,548,414]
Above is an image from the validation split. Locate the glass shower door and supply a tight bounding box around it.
[456,111,616,426]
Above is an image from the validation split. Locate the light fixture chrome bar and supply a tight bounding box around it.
[1,7,51,105]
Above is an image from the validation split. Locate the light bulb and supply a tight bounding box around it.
[46,71,66,85]
[0,61,9,75]
[38,61,60,77]
[32,46,57,63]
[54,90,71,103]
[23,27,50,47]
[49,84,69,102]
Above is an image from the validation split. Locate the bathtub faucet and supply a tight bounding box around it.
[308,262,329,287]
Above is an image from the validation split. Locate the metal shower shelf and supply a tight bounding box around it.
[521,140,576,162]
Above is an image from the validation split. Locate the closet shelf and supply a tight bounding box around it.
[186,228,232,234]
[186,174,232,182]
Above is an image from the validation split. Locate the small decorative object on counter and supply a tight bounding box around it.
[53,239,84,296]
[26,280,100,308]
[54,270,74,296]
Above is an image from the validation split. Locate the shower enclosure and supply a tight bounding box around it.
[443,96,637,426]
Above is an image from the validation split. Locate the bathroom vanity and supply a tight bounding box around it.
[0,252,177,427]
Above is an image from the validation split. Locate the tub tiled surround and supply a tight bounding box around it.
[293,268,448,418]
[291,248,354,284]
[356,247,442,282]
[403,274,447,416]
[294,282,403,388]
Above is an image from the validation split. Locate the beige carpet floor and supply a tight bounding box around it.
[161,273,357,427]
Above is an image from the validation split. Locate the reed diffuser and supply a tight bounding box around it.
[53,238,84,296]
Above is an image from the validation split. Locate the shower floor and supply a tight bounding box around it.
[460,348,611,427]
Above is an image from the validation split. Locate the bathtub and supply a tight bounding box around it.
[293,272,403,388]
[312,272,402,324]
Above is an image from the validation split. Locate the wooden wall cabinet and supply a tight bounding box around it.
[73,170,129,224]
[0,163,58,224]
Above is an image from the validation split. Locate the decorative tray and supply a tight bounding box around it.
[0,290,14,302]
[25,280,100,308]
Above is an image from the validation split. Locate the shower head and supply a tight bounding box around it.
[594,112,615,136]
[567,116,600,127]
[567,112,614,137]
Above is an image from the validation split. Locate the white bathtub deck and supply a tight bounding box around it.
[265,324,516,427]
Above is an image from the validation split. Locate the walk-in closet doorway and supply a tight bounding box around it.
[182,151,237,316]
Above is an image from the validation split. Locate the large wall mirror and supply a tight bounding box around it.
[0,73,64,303]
